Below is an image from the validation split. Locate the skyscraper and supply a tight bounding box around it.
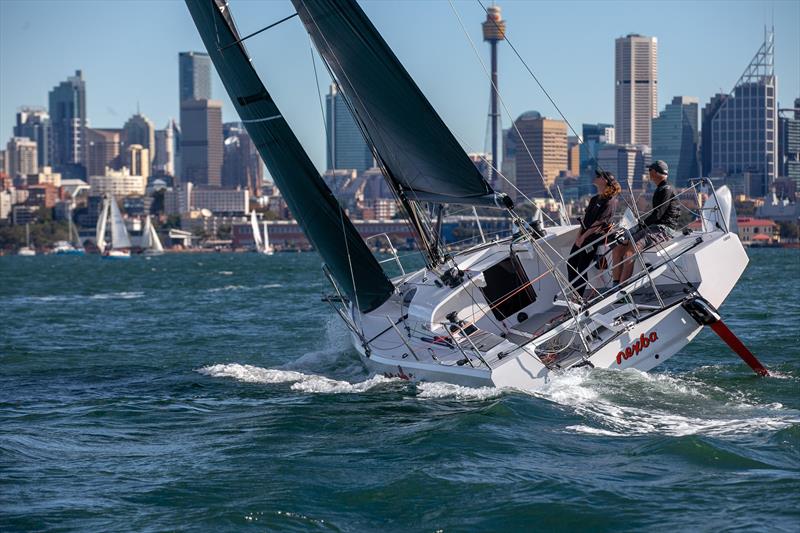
[179,52,212,104]
[597,144,649,191]
[222,122,264,194]
[154,121,176,177]
[777,98,800,190]
[510,111,568,199]
[615,34,658,147]
[652,96,699,187]
[709,30,778,197]
[122,112,156,165]
[326,84,372,173]
[125,144,150,180]
[180,99,223,187]
[48,70,87,174]
[85,128,121,177]
[6,137,38,179]
[14,108,52,168]
[700,93,729,176]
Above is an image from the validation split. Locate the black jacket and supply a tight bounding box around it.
[580,195,617,235]
[644,181,680,229]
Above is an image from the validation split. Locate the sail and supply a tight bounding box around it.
[263,221,271,251]
[292,0,507,208]
[109,197,131,249]
[96,197,109,251]
[149,218,164,252]
[141,216,153,249]
[250,211,264,251]
[185,0,393,312]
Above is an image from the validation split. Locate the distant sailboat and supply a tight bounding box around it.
[141,215,165,255]
[250,210,273,255]
[54,204,85,255]
[96,194,131,259]
[18,223,36,256]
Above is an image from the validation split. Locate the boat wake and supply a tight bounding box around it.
[205,283,282,293]
[5,291,145,304]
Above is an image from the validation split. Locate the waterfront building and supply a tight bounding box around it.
[222,122,264,194]
[89,167,146,197]
[0,190,11,221]
[709,31,778,197]
[12,205,39,226]
[179,99,223,186]
[125,144,150,181]
[778,98,800,190]
[179,51,212,103]
[14,108,52,167]
[27,166,62,188]
[122,112,156,166]
[509,111,568,199]
[597,144,649,191]
[700,94,729,176]
[0,149,6,176]
[326,84,372,173]
[154,121,176,177]
[615,34,658,147]
[6,137,38,179]
[652,96,699,187]
[48,70,87,174]
[85,128,121,177]
[164,181,249,215]
[736,217,779,245]
[27,183,57,209]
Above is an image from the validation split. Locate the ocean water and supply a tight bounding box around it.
[1,249,798,532]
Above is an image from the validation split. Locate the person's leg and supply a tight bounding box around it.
[619,247,636,283]
[572,248,595,297]
[611,244,628,283]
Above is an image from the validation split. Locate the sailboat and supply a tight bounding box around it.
[18,223,36,256]
[250,210,274,255]
[141,215,165,256]
[186,0,768,390]
[54,204,85,255]
[96,194,132,259]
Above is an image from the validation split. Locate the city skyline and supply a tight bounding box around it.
[1,0,798,176]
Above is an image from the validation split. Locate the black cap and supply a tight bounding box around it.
[648,160,669,175]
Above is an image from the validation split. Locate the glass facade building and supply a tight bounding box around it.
[326,84,373,173]
[48,70,87,172]
[652,96,699,187]
[179,52,212,103]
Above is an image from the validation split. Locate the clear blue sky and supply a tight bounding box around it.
[1,0,798,175]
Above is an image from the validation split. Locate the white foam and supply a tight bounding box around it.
[206,283,282,293]
[196,363,394,394]
[218,271,234,276]
[416,381,504,401]
[89,291,144,300]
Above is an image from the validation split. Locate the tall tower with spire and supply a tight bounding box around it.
[482,4,506,188]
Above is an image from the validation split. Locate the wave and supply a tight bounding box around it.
[205,283,282,293]
[196,363,395,394]
[416,382,504,401]
[5,291,145,304]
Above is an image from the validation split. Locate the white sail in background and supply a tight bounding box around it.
[250,210,264,251]
[142,216,164,254]
[263,221,273,254]
[109,197,131,249]
[96,196,110,251]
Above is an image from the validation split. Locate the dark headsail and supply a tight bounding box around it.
[292,0,509,209]
[185,0,393,313]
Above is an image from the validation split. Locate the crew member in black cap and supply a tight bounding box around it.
[567,170,621,298]
[612,160,681,284]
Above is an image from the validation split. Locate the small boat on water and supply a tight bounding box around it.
[140,215,165,256]
[54,206,85,255]
[96,194,131,259]
[186,0,769,389]
[250,210,274,255]
[18,223,36,256]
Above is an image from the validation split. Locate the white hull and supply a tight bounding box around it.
[346,226,748,392]
[103,249,131,259]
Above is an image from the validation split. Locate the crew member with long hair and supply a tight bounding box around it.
[567,170,621,298]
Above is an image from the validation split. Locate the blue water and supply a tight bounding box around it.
[1,249,799,532]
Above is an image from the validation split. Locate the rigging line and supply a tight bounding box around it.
[308,39,363,320]
[448,0,555,204]
[219,12,299,51]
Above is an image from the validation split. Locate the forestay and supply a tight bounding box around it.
[186,0,394,313]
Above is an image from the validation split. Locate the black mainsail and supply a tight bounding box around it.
[185,0,393,313]
[292,0,510,211]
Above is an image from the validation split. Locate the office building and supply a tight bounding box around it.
[122,112,156,165]
[700,94,729,176]
[179,52,211,103]
[89,167,146,197]
[14,107,52,167]
[85,128,121,177]
[179,99,223,186]
[27,166,61,188]
[597,144,649,191]
[615,34,658,146]
[125,144,150,180]
[579,123,615,194]
[164,181,248,215]
[326,84,372,173]
[6,137,38,179]
[48,70,87,173]
[709,31,778,197]
[154,120,176,176]
[777,98,799,190]
[652,96,699,187]
[222,122,264,194]
[509,111,568,199]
